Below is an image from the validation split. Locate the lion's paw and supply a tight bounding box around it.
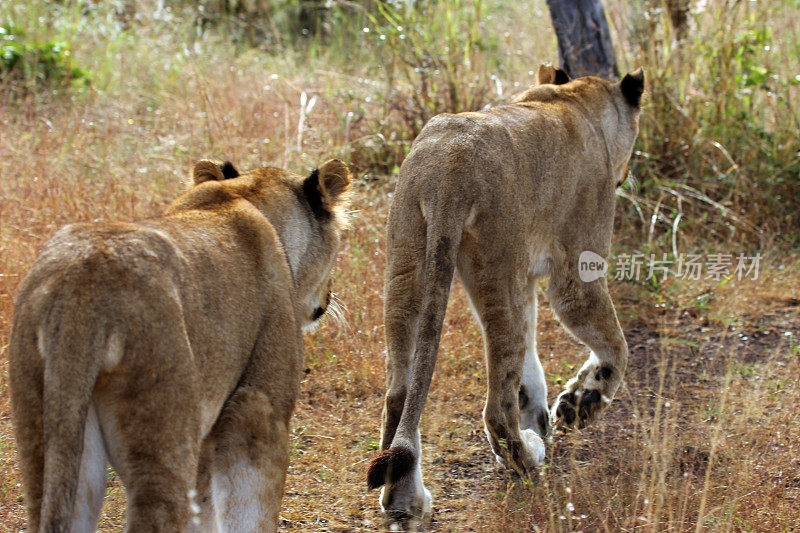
[551,361,616,430]
[520,428,546,465]
[379,468,432,525]
[491,428,546,472]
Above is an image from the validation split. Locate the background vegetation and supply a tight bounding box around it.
[0,0,798,530]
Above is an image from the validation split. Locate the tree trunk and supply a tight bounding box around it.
[665,0,690,40]
[545,0,619,80]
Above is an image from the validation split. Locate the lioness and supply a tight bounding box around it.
[367,65,644,519]
[9,158,351,532]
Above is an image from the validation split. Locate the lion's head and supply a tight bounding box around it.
[517,64,646,186]
[187,158,352,327]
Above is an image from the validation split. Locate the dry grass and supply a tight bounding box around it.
[2,0,800,531]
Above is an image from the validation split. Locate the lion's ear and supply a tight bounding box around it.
[537,64,570,85]
[192,159,240,185]
[553,68,570,85]
[302,159,352,217]
[317,159,351,200]
[620,67,645,107]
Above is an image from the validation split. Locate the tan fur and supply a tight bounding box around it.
[9,159,351,532]
[370,65,644,519]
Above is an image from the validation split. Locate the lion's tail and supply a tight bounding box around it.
[367,194,467,489]
[37,302,106,532]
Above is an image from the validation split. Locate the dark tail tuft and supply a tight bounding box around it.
[366,445,416,490]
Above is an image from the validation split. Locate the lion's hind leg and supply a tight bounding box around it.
[197,295,301,533]
[459,250,546,475]
[473,283,546,473]
[519,283,551,440]
[547,261,628,431]
[70,404,109,531]
[199,386,290,533]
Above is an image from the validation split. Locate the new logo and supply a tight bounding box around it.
[579,251,608,282]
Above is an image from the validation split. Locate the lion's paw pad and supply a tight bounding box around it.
[552,388,609,430]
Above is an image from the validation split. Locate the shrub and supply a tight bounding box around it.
[325,0,502,174]
[0,24,89,93]
[367,0,498,138]
[616,2,800,250]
